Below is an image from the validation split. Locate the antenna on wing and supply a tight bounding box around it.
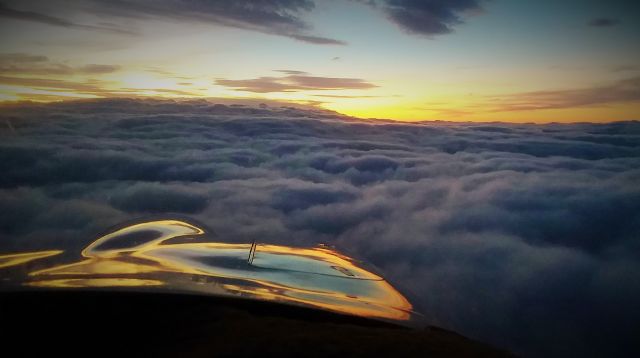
[247,240,257,265]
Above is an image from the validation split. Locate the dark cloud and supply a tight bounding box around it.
[0,0,342,45]
[216,72,377,93]
[365,0,485,36]
[588,17,620,27]
[488,76,640,111]
[1,98,640,357]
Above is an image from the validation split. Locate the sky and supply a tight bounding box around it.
[0,0,639,123]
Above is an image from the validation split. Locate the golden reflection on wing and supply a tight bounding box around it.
[26,278,164,288]
[0,250,63,269]
[4,219,416,324]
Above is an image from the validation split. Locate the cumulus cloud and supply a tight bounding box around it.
[216,71,377,93]
[0,0,343,44]
[1,98,639,357]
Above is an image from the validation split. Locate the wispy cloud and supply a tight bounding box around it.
[0,75,199,99]
[109,0,345,45]
[488,76,640,111]
[6,0,488,42]
[216,72,377,93]
[0,2,134,35]
[0,53,120,76]
[289,34,346,45]
[611,65,639,73]
[275,70,309,75]
[0,0,343,45]
[0,75,110,93]
[312,94,383,99]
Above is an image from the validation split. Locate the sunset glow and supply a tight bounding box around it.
[0,0,638,122]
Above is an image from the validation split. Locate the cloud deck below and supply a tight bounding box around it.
[1,99,639,357]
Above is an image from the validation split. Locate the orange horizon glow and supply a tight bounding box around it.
[1,76,638,123]
[1,91,638,124]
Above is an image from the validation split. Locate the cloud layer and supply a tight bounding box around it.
[1,99,639,357]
